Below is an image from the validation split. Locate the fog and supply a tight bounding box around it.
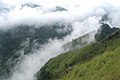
[0,0,120,29]
[8,39,65,80]
[0,0,120,80]
[0,0,119,29]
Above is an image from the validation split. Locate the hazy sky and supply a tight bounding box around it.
[1,0,120,7]
[0,0,120,28]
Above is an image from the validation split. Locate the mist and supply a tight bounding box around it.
[0,0,119,29]
[0,0,120,80]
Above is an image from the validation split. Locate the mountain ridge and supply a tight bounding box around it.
[36,26,120,80]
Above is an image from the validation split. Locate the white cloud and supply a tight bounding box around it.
[105,0,120,7]
[0,0,101,28]
[0,0,119,29]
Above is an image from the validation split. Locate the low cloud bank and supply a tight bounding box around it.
[0,0,119,29]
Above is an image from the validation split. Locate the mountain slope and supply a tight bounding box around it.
[95,23,118,41]
[63,23,118,51]
[36,29,120,80]
[60,41,120,80]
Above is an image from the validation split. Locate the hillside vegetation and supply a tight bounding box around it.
[37,29,120,80]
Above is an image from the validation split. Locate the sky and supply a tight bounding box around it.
[0,0,120,29]
[1,0,120,7]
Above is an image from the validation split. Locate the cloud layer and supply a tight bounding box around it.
[0,0,119,29]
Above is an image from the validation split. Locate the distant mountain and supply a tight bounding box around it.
[0,8,10,13]
[52,6,67,12]
[63,23,119,51]
[36,27,120,80]
[0,23,72,78]
[20,4,67,13]
[21,3,41,8]
[95,23,118,41]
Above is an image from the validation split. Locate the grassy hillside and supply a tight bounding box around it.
[37,29,120,80]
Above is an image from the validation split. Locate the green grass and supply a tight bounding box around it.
[37,29,120,80]
[60,43,120,80]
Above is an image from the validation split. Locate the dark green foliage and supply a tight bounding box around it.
[37,66,53,80]
[95,23,118,41]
